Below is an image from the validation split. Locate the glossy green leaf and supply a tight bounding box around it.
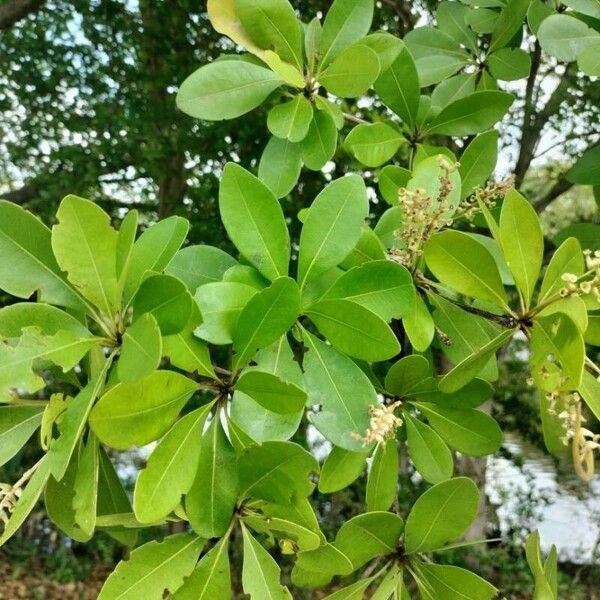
[0,406,44,467]
[303,331,376,452]
[319,446,366,493]
[232,277,300,370]
[166,245,238,293]
[306,299,400,361]
[298,175,368,288]
[172,536,231,600]
[499,190,543,308]
[242,525,293,599]
[301,108,338,170]
[124,216,189,302]
[566,144,600,185]
[118,313,162,383]
[132,274,193,335]
[177,60,283,120]
[424,91,513,136]
[489,0,530,52]
[89,370,198,449]
[424,230,508,307]
[235,369,306,414]
[579,370,600,422]
[366,441,398,512]
[116,209,137,284]
[0,201,84,310]
[319,44,380,98]
[405,413,453,484]
[0,302,88,339]
[404,477,479,553]
[385,355,431,396]
[403,292,435,352]
[51,195,118,315]
[134,405,211,523]
[415,402,503,456]
[459,131,499,199]
[267,95,313,142]
[437,1,477,52]
[488,47,531,80]
[344,122,403,167]
[258,136,303,199]
[237,0,303,68]
[238,441,318,504]
[578,43,600,76]
[72,433,99,537]
[537,14,600,62]
[413,561,496,600]
[187,417,238,538]
[98,533,205,600]
[320,0,374,67]
[525,531,556,600]
[431,73,476,110]
[220,163,290,281]
[378,165,411,205]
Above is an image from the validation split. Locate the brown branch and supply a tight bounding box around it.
[0,0,45,29]
[533,178,574,213]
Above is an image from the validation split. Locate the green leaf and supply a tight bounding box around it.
[404,27,469,86]
[414,402,503,456]
[0,302,89,339]
[366,441,399,512]
[405,414,453,484]
[305,17,321,73]
[237,0,303,68]
[223,265,269,289]
[424,230,508,307]
[499,190,543,308]
[187,417,238,538]
[488,47,531,80]
[578,43,600,76]
[298,175,368,288]
[374,46,420,126]
[566,144,600,185]
[385,355,431,396]
[334,512,404,570]
[320,0,374,68]
[525,531,556,600]
[166,245,238,293]
[344,122,403,167]
[258,136,303,199]
[124,216,189,302]
[219,163,290,281]
[238,441,318,504]
[132,274,193,335]
[413,561,496,600]
[294,543,353,580]
[267,95,313,142]
[72,433,99,537]
[172,537,231,600]
[118,313,162,383]
[466,7,499,33]
[321,260,414,321]
[0,201,84,310]
[437,1,478,52]
[530,313,585,392]
[378,165,411,205]
[98,533,205,600]
[319,44,380,98]
[116,209,138,284]
[301,108,338,171]
[579,370,600,422]
[305,299,400,361]
[340,225,387,268]
[232,277,300,370]
[303,331,376,452]
[537,14,600,62]
[431,73,476,110]
[51,195,118,315]
[0,456,51,547]
[163,304,216,379]
[404,477,479,553]
[403,292,435,352]
[133,405,211,523]
[0,406,44,467]
[195,282,257,344]
[235,370,306,414]
[489,0,530,52]
[320,576,376,599]
[242,525,292,599]
[177,60,283,121]
[231,337,304,442]
[361,31,404,71]
[424,91,513,136]
[459,131,499,199]
[89,370,198,449]
[319,446,366,493]
[554,222,600,252]
[438,328,515,393]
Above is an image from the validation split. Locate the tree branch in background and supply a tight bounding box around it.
[533,177,574,213]
[0,0,45,30]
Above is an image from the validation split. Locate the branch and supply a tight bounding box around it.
[533,178,574,213]
[0,0,45,29]
[0,183,39,204]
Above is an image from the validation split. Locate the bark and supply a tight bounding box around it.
[533,177,574,213]
[0,0,44,30]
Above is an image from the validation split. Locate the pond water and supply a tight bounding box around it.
[487,432,600,564]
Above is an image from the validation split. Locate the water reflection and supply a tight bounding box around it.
[487,432,600,564]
